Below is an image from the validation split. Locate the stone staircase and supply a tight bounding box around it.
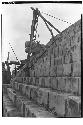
[3,77,81,117]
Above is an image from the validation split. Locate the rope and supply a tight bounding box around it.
[41,11,72,25]
[9,42,20,63]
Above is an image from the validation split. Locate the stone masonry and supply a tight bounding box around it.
[3,19,81,117]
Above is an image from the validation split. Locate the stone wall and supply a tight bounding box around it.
[29,19,81,96]
[13,19,81,117]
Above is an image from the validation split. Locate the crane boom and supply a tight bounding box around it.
[31,7,61,34]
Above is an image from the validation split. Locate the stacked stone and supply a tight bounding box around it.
[8,19,81,117]
[29,20,81,96]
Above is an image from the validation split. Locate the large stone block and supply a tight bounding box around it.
[70,77,79,95]
[65,77,72,92]
[3,105,20,117]
[30,85,39,102]
[15,95,28,116]
[57,65,64,76]
[40,64,44,76]
[49,91,70,116]
[40,77,45,87]
[37,88,50,108]
[23,100,34,117]
[14,82,18,90]
[16,77,23,83]
[18,83,22,91]
[50,66,57,76]
[31,77,35,85]
[50,77,58,90]
[43,65,46,76]
[45,66,50,76]
[2,84,11,94]
[23,77,27,84]
[65,77,79,95]
[51,55,55,66]
[72,62,81,77]
[63,64,71,76]
[7,88,16,104]
[19,83,23,93]
[45,77,51,88]
[57,77,66,91]
[25,77,29,84]
[55,57,63,65]
[29,77,33,85]
[25,101,55,117]
[35,77,39,86]
[58,45,63,56]
[71,45,81,62]
[25,85,31,99]
[64,51,71,64]
[53,47,59,58]
[21,84,27,95]
[15,96,23,112]
[66,96,81,117]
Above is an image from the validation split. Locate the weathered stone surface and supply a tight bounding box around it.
[70,77,79,95]
[57,65,64,76]
[25,85,31,99]
[16,77,23,83]
[50,77,57,90]
[37,88,50,107]
[35,77,39,86]
[7,20,81,118]
[65,77,79,95]
[25,103,55,117]
[49,91,70,116]
[53,47,59,58]
[56,57,63,65]
[17,83,22,91]
[14,82,18,90]
[57,77,66,91]
[21,84,27,95]
[2,84,11,94]
[30,85,39,102]
[51,55,54,66]
[44,77,51,88]
[71,46,81,62]
[7,88,16,104]
[58,45,63,56]
[65,77,72,92]
[50,66,56,76]
[40,77,45,87]
[72,62,81,76]
[3,105,20,117]
[66,96,81,117]
[64,51,71,64]
[63,64,71,76]
[19,83,23,93]
[25,77,29,84]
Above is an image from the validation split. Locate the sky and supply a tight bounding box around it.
[1,3,82,71]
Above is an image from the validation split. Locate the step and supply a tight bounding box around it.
[14,76,81,96]
[7,88,55,117]
[65,95,81,117]
[9,83,81,117]
[3,94,21,117]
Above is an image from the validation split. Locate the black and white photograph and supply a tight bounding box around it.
[1,1,82,118]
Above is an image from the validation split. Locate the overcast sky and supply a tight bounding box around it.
[1,3,82,71]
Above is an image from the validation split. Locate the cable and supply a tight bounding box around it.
[9,42,20,63]
[41,11,72,25]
